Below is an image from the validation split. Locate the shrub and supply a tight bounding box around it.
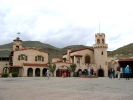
[73,72,77,77]
[1,73,8,78]
[12,72,18,77]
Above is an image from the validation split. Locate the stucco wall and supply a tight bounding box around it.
[13,49,48,66]
[0,61,9,73]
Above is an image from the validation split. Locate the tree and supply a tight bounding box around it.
[70,64,77,76]
[48,61,56,76]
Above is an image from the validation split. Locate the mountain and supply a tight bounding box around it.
[0,41,133,60]
[0,41,89,60]
[107,43,133,58]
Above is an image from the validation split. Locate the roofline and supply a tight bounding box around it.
[13,48,50,54]
[63,47,94,55]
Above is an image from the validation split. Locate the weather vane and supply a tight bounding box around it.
[17,32,20,38]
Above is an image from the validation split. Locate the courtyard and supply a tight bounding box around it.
[0,77,133,100]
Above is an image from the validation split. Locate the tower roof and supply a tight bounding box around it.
[13,37,22,42]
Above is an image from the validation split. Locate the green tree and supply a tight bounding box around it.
[48,61,56,76]
[70,64,77,76]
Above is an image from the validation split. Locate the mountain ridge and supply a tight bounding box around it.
[0,41,133,60]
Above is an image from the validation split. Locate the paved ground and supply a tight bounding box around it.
[0,77,133,100]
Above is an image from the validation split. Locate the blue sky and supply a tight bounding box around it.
[0,0,133,51]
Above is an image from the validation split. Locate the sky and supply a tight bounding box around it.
[0,0,133,51]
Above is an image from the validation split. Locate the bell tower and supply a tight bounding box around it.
[93,33,108,77]
[13,37,23,51]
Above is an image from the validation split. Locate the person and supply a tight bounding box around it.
[125,65,130,80]
[91,67,94,75]
[45,69,50,80]
[110,68,114,79]
[88,67,92,78]
[117,65,121,80]
[64,71,66,77]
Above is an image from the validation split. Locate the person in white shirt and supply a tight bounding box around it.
[46,69,50,80]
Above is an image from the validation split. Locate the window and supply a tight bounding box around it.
[16,46,19,50]
[38,56,41,61]
[21,55,25,60]
[85,55,90,64]
[35,55,44,62]
[102,39,104,43]
[97,39,100,44]
[18,54,27,61]
[101,51,103,55]
[77,58,80,63]
[0,57,9,61]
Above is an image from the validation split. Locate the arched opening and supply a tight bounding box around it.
[27,68,33,77]
[76,69,82,77]
[3,67,9,74]
[16,46,19,50]
[98,69,104,77]
[85,55,90,64]
[35,68,40,77]
[42,68,47,77]
[56,66,70,77]
[97,39,100,44]
[82,69,88,76]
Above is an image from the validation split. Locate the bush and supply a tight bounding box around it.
[1,73,8,78]
[73,72,77,77]
[12,72,18,77]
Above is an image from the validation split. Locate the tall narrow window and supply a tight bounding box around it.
[85,56,90,64]
[38,56,41,61]
[102,39,104,43]
[97,39,100,44]
[101,51,103,55]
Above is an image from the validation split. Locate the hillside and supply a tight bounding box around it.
[108,43,133,58]
[0,41,133,60]
[0,41,89,60]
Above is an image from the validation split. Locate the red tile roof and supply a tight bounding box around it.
[23,63,48,67]
[51,62,72,64]
[9,65,22,68]
[63,47,93,55]
[71,54,83,57]
[119,58,133,62]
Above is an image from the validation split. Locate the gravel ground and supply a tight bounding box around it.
[0,77,133,100]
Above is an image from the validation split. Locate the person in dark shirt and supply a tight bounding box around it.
[117,65,121,80]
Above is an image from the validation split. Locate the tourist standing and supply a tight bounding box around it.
[88,67,92,78]
[110,68,114,79]
[117,65,121,80]
[125,65,130,80]
[46,69,50,80]
[91,67,94,75]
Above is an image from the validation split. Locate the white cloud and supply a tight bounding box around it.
[0,0,133,51]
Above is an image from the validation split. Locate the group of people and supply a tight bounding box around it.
[46,65,130,80]
[77,68,94,77]
[110,65,130,80]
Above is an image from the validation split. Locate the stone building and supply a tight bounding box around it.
[2,37,49,77]
[60,33,110,77]
[0,33,117,77]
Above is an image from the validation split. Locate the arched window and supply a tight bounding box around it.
[97,39,100,44]
[16,46,19,50]
[102,39,104,43]
[85,55,90,64]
